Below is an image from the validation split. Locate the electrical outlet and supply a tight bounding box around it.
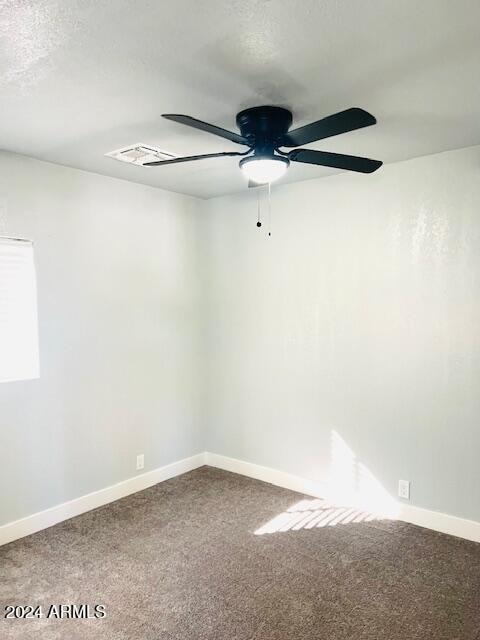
[136,454,144,471]
[398,479,410,500]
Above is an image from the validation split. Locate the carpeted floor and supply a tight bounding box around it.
[1,466,479,639]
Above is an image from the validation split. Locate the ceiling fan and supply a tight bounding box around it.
[144,106,382,185]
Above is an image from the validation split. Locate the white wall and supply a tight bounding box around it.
[2,145,479,531]
[0,152,204,526]
[203,145,480,523]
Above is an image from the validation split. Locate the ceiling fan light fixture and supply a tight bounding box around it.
[149,107,382,184]
[239,155,289,184]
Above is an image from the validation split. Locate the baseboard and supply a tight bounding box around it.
[0,453,206,547]
[397,502,480,543]
[3,451,478,547]
[205,451,328,498]
[205,452,480,543]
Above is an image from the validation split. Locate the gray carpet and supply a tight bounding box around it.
[1,466,479,639]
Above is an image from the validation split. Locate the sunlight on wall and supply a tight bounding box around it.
[327,429,357,505]
[0,238,40,383]
[255,430,399,535]
[324,430,399,517]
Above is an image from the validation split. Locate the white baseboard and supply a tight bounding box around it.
[205,451,328,498]
[0,453,206,547]
[205,452,480,543]
[397,502,480,543]
[2,450,479,547]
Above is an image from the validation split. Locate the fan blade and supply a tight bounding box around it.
[144,151,247,166]
[289,149,382,173]
[163,114,249,146]
[280,108,376,147]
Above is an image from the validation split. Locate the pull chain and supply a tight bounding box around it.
[268,182,272,237]
[254,184,272,235]
[256,189,262,228]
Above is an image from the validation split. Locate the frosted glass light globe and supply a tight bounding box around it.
[240,156,289,184]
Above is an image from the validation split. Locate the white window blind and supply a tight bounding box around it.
[0,237,40,382]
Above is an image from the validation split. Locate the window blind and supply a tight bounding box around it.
[0,237,40,382]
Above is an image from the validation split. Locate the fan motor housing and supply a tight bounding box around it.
[236,106,292,153]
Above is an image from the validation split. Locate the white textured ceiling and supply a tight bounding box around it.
[1,0,480,199]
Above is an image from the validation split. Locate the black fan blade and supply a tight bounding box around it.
[289,149,382,173]
[144,151,247,166]
[280,108,376,147]
[163,114,249,146]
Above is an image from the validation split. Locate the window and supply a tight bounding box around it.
[0,237,40,382]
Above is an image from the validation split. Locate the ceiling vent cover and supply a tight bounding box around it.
[105,144,177,166]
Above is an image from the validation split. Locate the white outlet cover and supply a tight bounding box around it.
[398,479,410,500]
[136,454,145,471]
